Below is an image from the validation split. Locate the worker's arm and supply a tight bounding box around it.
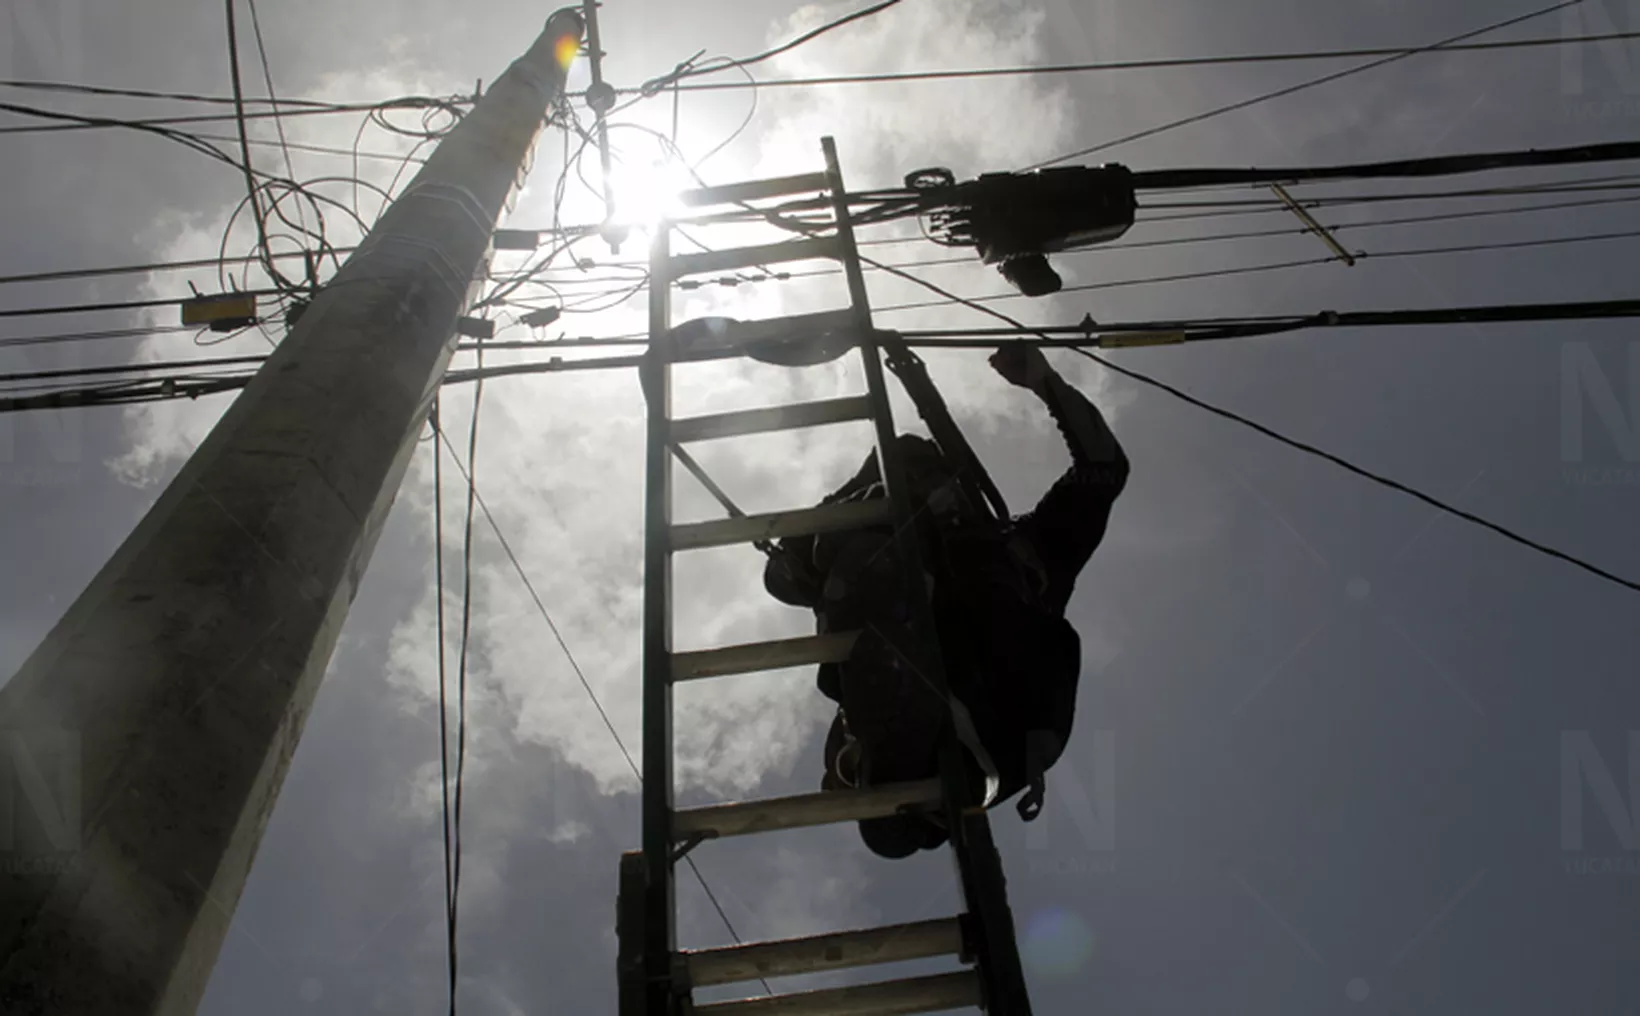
[991,345,1129,614]
[989,344,1127,478]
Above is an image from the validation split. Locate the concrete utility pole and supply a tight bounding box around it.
[0,11,583,1014]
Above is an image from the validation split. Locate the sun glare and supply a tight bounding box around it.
[605,156,695,232]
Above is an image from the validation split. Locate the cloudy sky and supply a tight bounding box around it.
[4,0,1640,1013]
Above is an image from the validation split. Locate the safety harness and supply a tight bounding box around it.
[878,333,1054,823]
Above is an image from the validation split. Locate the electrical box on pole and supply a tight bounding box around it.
[912,164,1138,296]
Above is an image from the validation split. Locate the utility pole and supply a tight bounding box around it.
[0,11,583,1014]
[578,0,627,252]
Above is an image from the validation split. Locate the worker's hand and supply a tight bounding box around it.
[988,344,1053,390]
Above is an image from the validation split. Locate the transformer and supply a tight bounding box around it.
[912,164,1138,297]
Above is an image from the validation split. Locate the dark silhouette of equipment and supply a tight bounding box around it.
[909,164,1138,296]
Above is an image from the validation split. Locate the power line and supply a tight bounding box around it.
[488,163,1640,298]
[0,96,462,135]
[445,343,485,1016]
[582,211,1640,302]
[0,353,265,386]
[0,79,452,158]
[1140,178,1640,212]
[6,20,1624,120]
[6,291,1640,407]
[889,298,1640,343]
[1067,345,1640,594]
[1026,0,1580,169]
[1040,192,1640,251]
[580,222,1640,316]
[0,288,284,320]
[0,103,425,186]
[246,0,305,237]
[15,296,1640,401]
[1133,141,1640,192]
[720,0,900,71]
[0,100,414,268]
[0,98,245,169]
[459,297,1640,356]
[635,0,902,97]
[0,248,359,288]
[475,181,1640,309]
[868,227,1640,317]
[428,410,770,995]
[191,130,429,164]
[853,255,1640,596]
[0,325,200,350]
[1138,177,1640,223]
[8,206,1587,348]
[224,0,272,277]
[7,182,1629,330]
[429,401,458,1016]
[433,429,635,779]
[599,29,1640,94]
[0,219,588,288]
[485,181,1640,280]
[0,78,364,108]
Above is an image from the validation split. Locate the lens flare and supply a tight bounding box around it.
[1021,906,1097,978]
[553,34,580,71]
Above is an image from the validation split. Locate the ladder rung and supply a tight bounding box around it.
[674,779,943,840]
[671,237,842,278]
[678,172,829,208]
[672,396,873,444]
[684,917,967,987]
[671,498,891,552]
[692,970,982,1016]
[671,631,859,682]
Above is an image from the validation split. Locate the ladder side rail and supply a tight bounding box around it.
[617,851,650,1016]
[952,809,1032,1014]
[639,223,681,1016]
[820,136,1035,1016]
[814,143,949,697]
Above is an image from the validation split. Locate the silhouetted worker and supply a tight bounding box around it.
[764,344,1128,858]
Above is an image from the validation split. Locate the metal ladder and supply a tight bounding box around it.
[617,137,1033,1016]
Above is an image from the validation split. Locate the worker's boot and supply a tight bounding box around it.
[838,626,949,858]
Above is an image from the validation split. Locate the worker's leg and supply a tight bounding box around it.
[824,685,945,861]
[834,627,951,858]
[811,529,908,704]
[838,627,943,784]
[858,812,949,858]
[813,529,955,858]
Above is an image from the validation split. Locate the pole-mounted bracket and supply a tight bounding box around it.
[1270,182,1357,266]
[669,831,711,865]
